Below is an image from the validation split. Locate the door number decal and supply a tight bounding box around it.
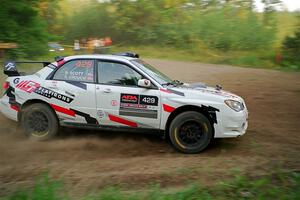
[119,93,159,118]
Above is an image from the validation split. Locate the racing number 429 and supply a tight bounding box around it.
[141,97,155,104]
[139,95,158,106]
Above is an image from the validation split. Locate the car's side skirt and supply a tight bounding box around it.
[61,122,163,134]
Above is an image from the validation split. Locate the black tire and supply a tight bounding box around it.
[169,111,213,153]
[20,103,59,140]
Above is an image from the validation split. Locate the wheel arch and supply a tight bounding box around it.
[18,99,57,122]
[165,105,216,137]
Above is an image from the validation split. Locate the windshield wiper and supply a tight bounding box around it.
[162,80,184,87]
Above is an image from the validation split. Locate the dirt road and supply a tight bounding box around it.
[0,59,300,196]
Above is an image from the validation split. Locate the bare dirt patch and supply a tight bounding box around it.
[0,59,300,196]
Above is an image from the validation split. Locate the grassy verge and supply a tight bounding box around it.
[110,45,280,69]
[2,171,300,200]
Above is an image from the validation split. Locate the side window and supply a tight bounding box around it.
[53,60,94,83]
[98,61,142,86]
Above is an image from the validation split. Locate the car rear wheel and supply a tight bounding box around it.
[169,111,213,153]
[20,103,59,140]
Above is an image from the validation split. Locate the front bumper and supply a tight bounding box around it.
[214,107,248,138]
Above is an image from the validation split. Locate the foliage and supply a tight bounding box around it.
[0,0,53,58]
[63,1,115,42]
[2,0,299,70]
[2,172,300,200]
[190,8,274,51]
[63,0,277,51]
[281,16,300,69]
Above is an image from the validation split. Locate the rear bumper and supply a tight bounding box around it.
[0,95,18,121]
[214,108,248,138]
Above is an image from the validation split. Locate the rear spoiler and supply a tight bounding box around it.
[3,61,51,76]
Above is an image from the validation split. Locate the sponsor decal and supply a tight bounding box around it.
[120,93,158,106]
[51,81,58,87]
[121,103,147,109]
[13,78,20,84]
[4,62,16,71]
[139,95,158,106]
[120,94,139,104]
[97,109,106,118]
[111,100,118,106]
[64,71,93,82]
[16,80,74,103]
[119,93,159,118]
[119,107,158,119]
[198,89,237,98]
[75,60,93,68]
[35,87,73,103]
[16,81,40,93]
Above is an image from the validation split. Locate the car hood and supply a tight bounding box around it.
[166,82,244,103]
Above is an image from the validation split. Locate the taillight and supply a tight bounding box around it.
[3,82,9,90]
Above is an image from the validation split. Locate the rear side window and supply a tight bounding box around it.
[53,60,94,82]
[98,61,142,86]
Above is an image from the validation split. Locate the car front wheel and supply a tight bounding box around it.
[169,111,213,153]
[20,103,59,140]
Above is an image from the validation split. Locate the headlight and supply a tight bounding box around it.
[225,100,244,112]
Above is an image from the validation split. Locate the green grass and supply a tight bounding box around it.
[110,45,281,69]
[2,171,300,200]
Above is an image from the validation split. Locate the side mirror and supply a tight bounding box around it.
[138,79,151,88]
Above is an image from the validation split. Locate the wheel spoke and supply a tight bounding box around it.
[26,111,49,135]
[178,121,205,147]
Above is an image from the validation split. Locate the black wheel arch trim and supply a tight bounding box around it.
[165,105,219,137]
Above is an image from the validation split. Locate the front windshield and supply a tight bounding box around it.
[131,59,172,85]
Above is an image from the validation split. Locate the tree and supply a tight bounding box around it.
[0,0,50,58]
[282,16,300,68]
[38,0,60,35]
[262,0,282,26]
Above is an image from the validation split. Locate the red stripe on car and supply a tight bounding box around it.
[50,104,75,117]
[108,114,138,127]
[163,104,175,113]
[160,88,172,93]
[10,105,19,112]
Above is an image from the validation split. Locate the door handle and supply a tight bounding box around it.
[65,91,75,97]
[103,88,112,93]
[49,86,58,90]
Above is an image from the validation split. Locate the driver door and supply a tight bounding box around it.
[95,60,161,129]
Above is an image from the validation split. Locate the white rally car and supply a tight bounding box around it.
[0,53,248,153]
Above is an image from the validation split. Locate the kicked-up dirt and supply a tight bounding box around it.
[0,59,300,197]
